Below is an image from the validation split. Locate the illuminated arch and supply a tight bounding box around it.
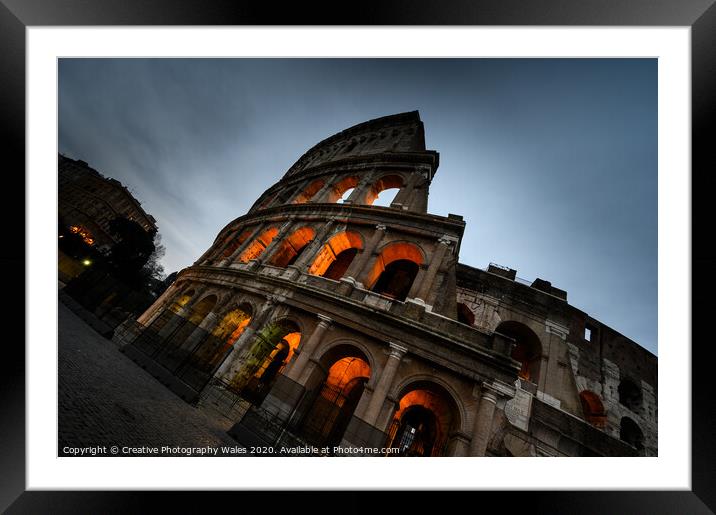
[364,174,404,206]
[579,390,607,428]
[292,178,325,204]
[269,226,316,268]
[364,241,425,301]
[221,227,254,258]
[296,344,372,449]
[326,176,359,203]
[307,230,364,279]
[186,294,217,325]
[238,227,279,263]
[386,380,462,457]
[495,321,543,384]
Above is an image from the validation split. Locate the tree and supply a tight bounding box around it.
[107,217,155,287]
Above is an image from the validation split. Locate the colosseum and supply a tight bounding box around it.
[118,111,657,457]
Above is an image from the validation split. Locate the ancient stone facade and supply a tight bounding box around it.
[59,154,158,250]
[120,112,657,457]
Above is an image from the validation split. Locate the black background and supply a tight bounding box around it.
[1,1,714,513]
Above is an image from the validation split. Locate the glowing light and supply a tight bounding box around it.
[82,259,92,266]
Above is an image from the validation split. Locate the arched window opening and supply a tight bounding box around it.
[386,385,458,457]
[238,227,279,263]
[371,260,419,301]
[308,231,363,280]
[297,352,371,449]
[292,179,325,204]
[618,378,643,412]
[221,228,253,258]
[337,188,354,204]
[364,242,424,302]
[495,321,543,385]
[230,320,301,403]
[365,175,404,207]
[579,391,607,428]
[620,417,644,451]
[326,176,359,203]
[269,226,316,268]
[168,289,194,314]
[457,302,475,326]
[186,295,217,326]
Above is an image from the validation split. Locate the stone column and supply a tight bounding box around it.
[345,172,375,205]
[156,287,207,339]
[469,385,499,456]
[311,174,338,203]
[219,224,264,267]
[181,295,232,351]
[215,297,277,381]
[285,314,332,382]
[206,229,241,265]
[409,235,453,304]
[343,224,387,287]
[285,220,336,278]
[361,343,407,426]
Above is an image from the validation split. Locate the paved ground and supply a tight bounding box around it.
[58,301,244,457]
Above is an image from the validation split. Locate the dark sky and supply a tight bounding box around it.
[58,58,657,355]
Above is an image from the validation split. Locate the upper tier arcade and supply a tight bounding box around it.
[248,111,440,217]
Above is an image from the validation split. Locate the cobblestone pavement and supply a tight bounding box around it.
[58,302,243,457]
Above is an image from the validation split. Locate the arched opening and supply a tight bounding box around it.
[307,231,363,280]
[364,174,404,207]
[579,390,607,428]
[177,304,253,390]
[238,227,279,263]
[457,302,475,326]
[221,228,254,259]
[386,382,460,457]
[495,321,543,385]
[295,346,371,449]
[269,226,316,268]
[618,378,643,412]
[230,320,301,403]
[186,295,217,326]
[364,242,424,302]
[620,417,644,451]
[292,179,325,204]
[168,289,194,314]
[326,176,359,203]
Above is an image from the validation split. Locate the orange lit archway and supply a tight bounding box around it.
[326,176,359,203]
[238,227,279,263]
[364,174,404,206]
[292,178,325,204]
[269,226,316,268]
[579,390,607,428]
[364,242,424,301]
[221,227,254,258]
[308,230,364,279]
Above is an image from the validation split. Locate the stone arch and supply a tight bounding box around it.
[307,230,364,280]
[295,343,373,448]
[327,175,359,203]
[230,318,302,403]
[579,390,607,428]
[385,378,465,457]
[312,337,379,389]
[364,241,425,301]
[494,320,543,385]
[364,174,404,206]
[618,377,643,412]
[457,302,476,326]
[221,227,254,258]
[168,288,195,314]
[186,294,217,325]
[292,178,325,204]
[269,225,316,268]
[620,416,644,450]
[238,226,279,263]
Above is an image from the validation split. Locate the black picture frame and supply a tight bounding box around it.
[2,1,714,512]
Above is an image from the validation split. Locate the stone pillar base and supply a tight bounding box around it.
[337,415,389,456]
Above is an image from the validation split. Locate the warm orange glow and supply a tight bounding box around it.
[187,295,216,325]
[69,225,95,245]
[292,179,325,204]
[307,231,363,277]
[388,388,454,456]
[364,174,404,205]
[326,176,359,203]
[324,357,371,390]
[212,308,252,342]
[238,227,279,263]
[282,331,301,363]
[168,291,194,314]
[364,241,424,289]
[269,226,316,268]
[580,391,607,428]
[222,228,253,257]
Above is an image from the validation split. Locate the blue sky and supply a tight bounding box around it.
[58,58,657,354]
